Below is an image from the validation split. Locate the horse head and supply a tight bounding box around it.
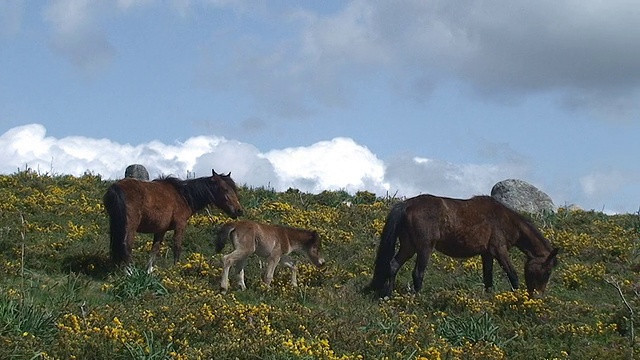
[210,169,244,218]
[524,247,559,295]
[306,231,325,267]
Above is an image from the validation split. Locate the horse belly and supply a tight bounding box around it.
[137,216,174,233]
[254,241,277,258]
[435,236,486,258]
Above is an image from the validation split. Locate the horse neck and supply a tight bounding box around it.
[516,223,552,259]
[181,178,216,211]
[287,228,315,251]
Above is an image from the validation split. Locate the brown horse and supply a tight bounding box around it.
[103,169,243,271]
[215,220,325,292]
[365,194,558,298]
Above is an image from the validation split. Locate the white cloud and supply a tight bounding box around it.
[30,1,640,119]
[579,170,638,213]
[0,124,219,178]
[384,155,530,199]
[580,170,629,198]
[43,0,115,76]
[2,123,637,213]
[264,137,388,194]
[0,124,517,201]
[300,1,389,67]
[197,0,640,120]
[192,140,279,187]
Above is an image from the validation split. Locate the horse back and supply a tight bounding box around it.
[226,221,275,257]
[229,220,313,257]
[404,195,522,257]
[116,178,185,205]
[268,223,316,252]
[115,178,191,231]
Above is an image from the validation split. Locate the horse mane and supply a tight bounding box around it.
[154,176,220,212]
[220,174,239,192]
[479,195,554,256]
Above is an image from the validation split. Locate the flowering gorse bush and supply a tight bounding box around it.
[0,172,638,359]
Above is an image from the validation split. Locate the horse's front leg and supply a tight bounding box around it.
[281,255,297,287]
[147,231,166,273]
[495,247,519,290]
[481,253,495,292]
[263,255,281,287]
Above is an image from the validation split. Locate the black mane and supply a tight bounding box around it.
[154,176,220,212]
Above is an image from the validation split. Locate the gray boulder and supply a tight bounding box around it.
[491,179,555,215]
[124,164,149,181]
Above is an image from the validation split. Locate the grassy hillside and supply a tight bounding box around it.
[0,170,639,359]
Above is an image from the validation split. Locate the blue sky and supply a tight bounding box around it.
[1,0,639,213]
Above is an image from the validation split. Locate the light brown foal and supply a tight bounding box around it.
[215,220,325,292]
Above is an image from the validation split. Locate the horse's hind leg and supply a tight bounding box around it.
[124,222,137,269]
[234,257,248,291]
[388,239,416,295]
[123,233,134,273]
[221,250,250,292]
[412,247,433,293]
[171,226,186,265]
[481,253,495,292]
[147,231,166,273]
[220,253,235,292]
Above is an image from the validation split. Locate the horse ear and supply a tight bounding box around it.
[212,169,217,176]
[544,248,559,268]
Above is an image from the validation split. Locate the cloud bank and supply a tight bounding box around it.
[2,124,638,213]
[0,123,530,200]
[30,1,640,120]
[197,0,640,120]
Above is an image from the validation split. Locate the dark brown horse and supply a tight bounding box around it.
[365,194,558,298]
[215,220,325,292]
[103,169,243,271]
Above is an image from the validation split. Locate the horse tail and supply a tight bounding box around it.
[365,201,407,295]
[215,223,235,253]
[103,183,129,265]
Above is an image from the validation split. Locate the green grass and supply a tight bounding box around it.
[0,170,639,359]
[110,267,169,300]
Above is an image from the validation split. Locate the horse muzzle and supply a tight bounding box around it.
[227,208,243,218]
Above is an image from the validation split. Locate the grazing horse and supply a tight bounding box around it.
[365,194,558,298]
[215,220,325,292]
[103,169,243,272]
